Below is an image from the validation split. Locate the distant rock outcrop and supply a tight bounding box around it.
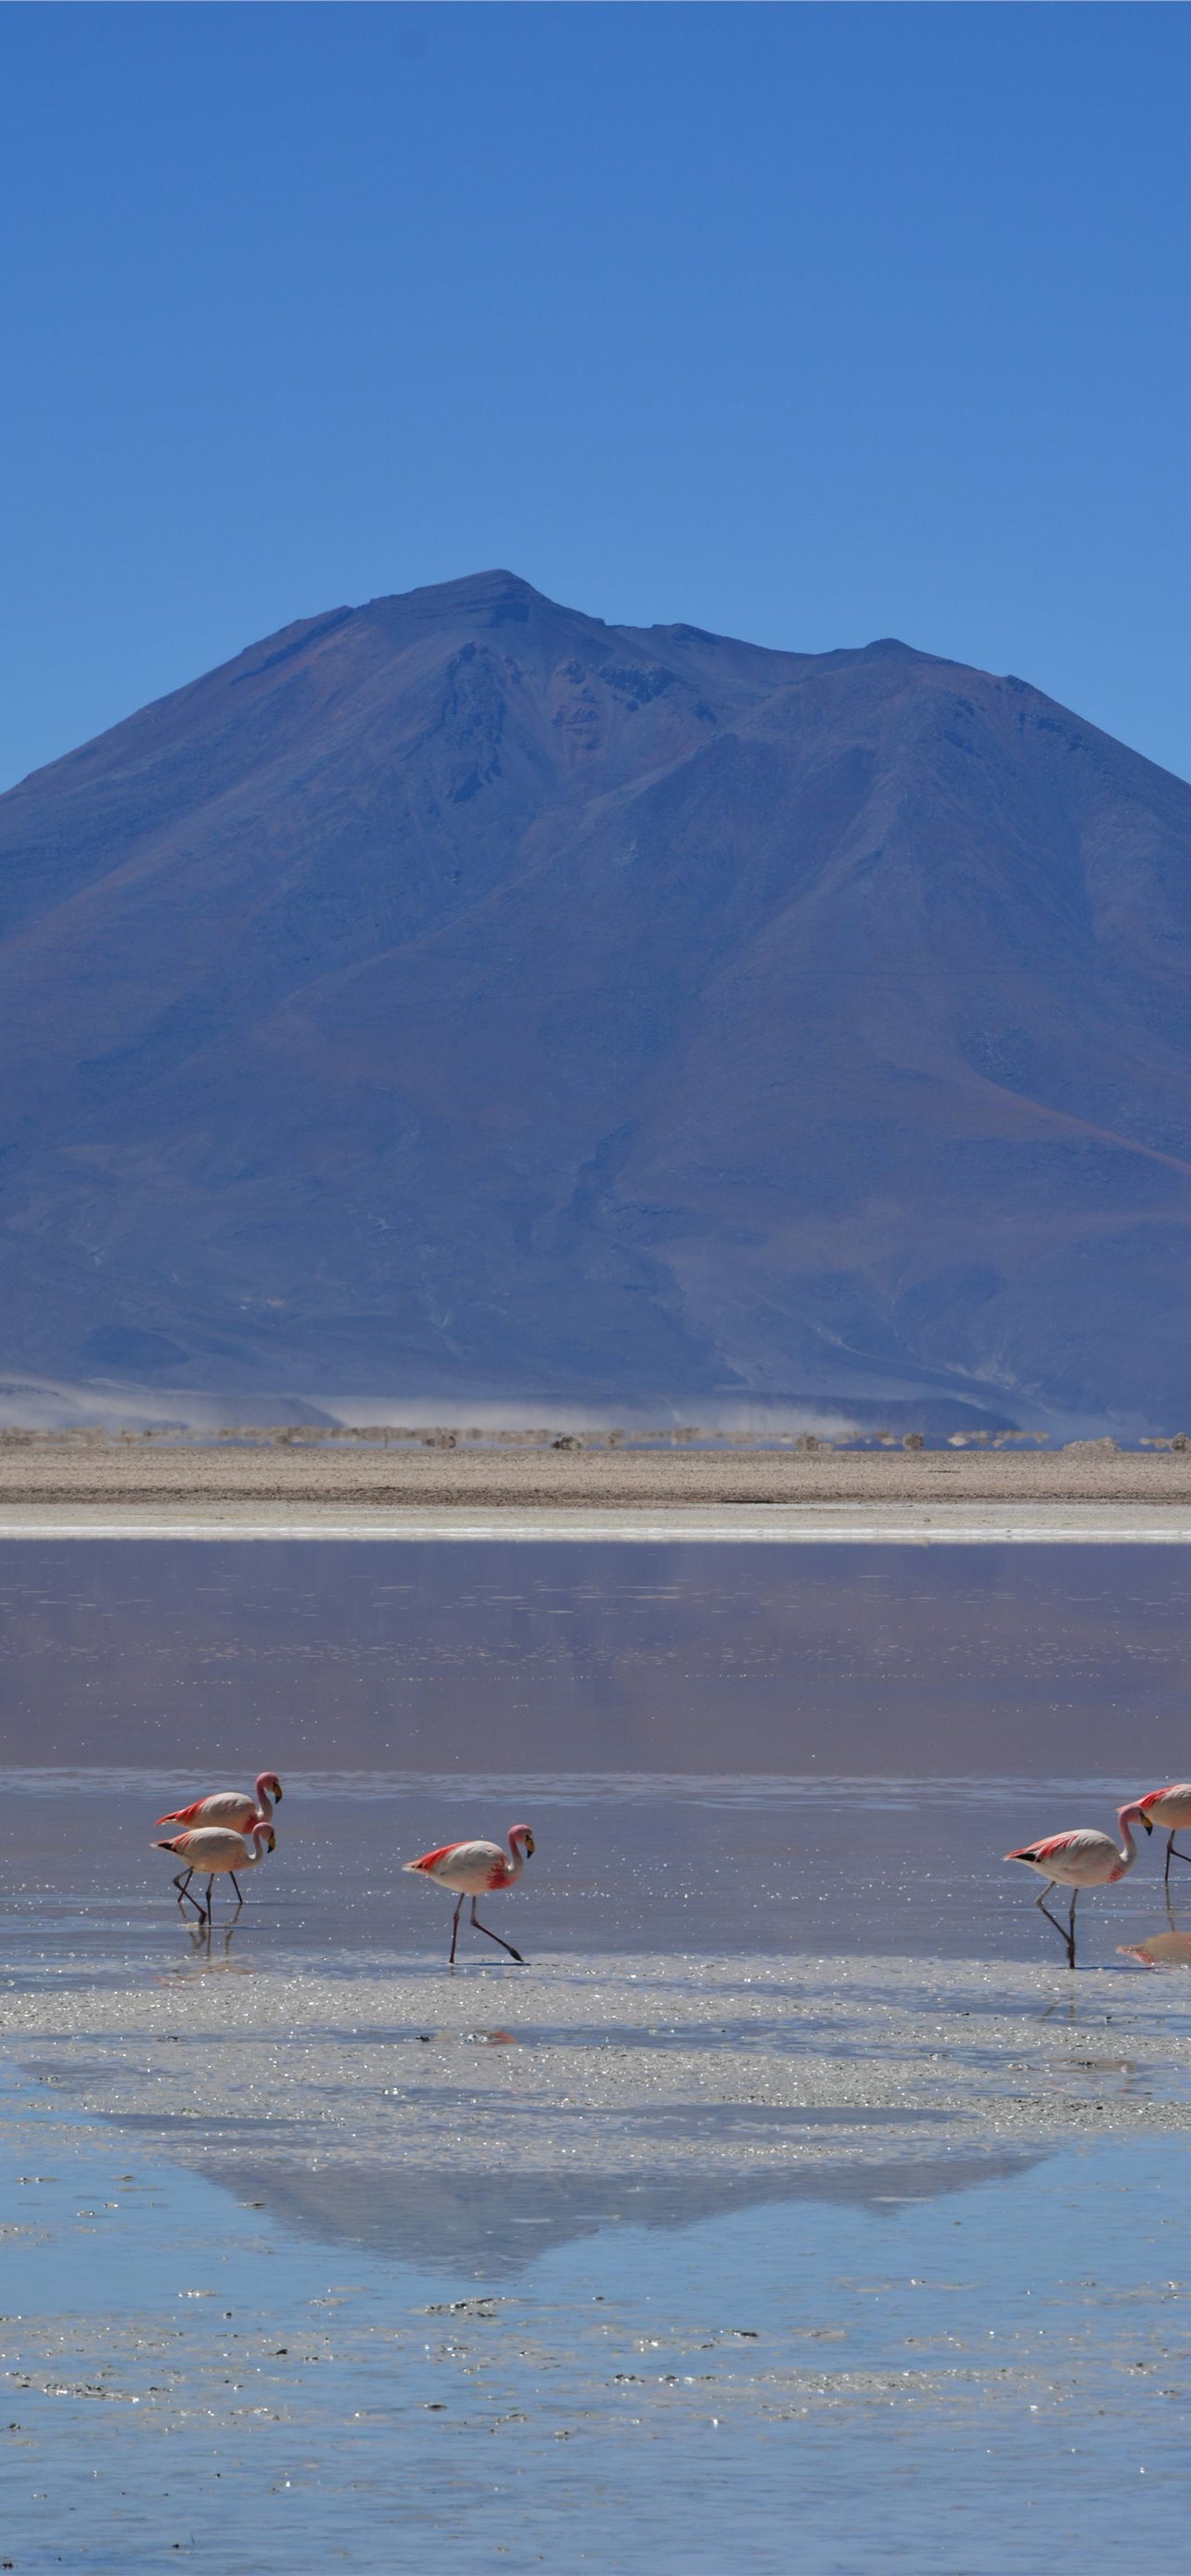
[2,567,1190,1428]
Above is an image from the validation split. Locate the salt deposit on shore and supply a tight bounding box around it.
[9,1948,1191,2198]
[2,1440,1191,1539]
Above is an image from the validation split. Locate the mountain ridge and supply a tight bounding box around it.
[2,569,1190,1429]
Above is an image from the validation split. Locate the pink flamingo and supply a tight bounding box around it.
[157,1770,282,1834]
[1134,1784,1191,1884]
[403,1825,535,1964]
[155,1772,282,1907]
[153,1820,275,1922]
[1005,1802,1152,1966]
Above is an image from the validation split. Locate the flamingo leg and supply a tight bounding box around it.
[469,1897,524,1964]
[448,1895,464,1966]
[1034,1880,1077,1968]
[172,1870,204,1918]
[1164,1832,1191,1882]
[228,1872,244,1907]
[203,1873,215,1923]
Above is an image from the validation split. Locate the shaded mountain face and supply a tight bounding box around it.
[2,567,1191,1427]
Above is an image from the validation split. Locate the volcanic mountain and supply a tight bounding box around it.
[2,567,1191,1429]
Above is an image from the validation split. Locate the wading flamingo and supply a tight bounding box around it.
[1133,1784,1191,1884]
[156,1772,282,1906]
[153,1820,275,1922]
[403,1825,534,1964]
[1005,1802,1151,1966]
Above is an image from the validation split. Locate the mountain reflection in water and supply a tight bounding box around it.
[205,2145,1043,2276]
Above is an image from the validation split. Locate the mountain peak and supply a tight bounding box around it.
[365,567,579,629]
[0,578,1188,1429]
[855,635,928,661]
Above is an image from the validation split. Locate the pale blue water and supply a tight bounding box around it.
[4,2082,1189,2573]
[3,1541,1191,2570]
[3,1768,1191,1979]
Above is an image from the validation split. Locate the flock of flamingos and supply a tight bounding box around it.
[153,1770,536,1963]
[151,1767,1191,1970]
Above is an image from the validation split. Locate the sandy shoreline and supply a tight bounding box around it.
[2,1442,1191,1537]
[3,1443,1191,1504]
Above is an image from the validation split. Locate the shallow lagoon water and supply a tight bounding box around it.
[4,1542,1191,2570]
[5,2102,1191,2574]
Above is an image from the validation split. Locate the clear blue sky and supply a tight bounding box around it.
[3,2,1189,791]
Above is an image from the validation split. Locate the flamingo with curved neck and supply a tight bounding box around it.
[1005,1801,1151,1966]
[154,1771,282,1909]
[156,1771,282,1833]
[1134,1782,1191,1883]
[153,1819,275,1923]
[403,1824,535,1964]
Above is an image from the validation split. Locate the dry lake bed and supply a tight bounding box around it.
[3,1537,1191,2570]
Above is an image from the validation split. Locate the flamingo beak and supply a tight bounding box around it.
[264,1827,276,1853]
[526,1832,535,1857]
[1141,1815,1153,1834]
[274,1783,283,1803]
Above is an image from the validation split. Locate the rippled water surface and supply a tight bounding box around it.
[4,1540,1191,2570]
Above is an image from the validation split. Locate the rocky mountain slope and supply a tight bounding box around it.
[3,568,1190,1427]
